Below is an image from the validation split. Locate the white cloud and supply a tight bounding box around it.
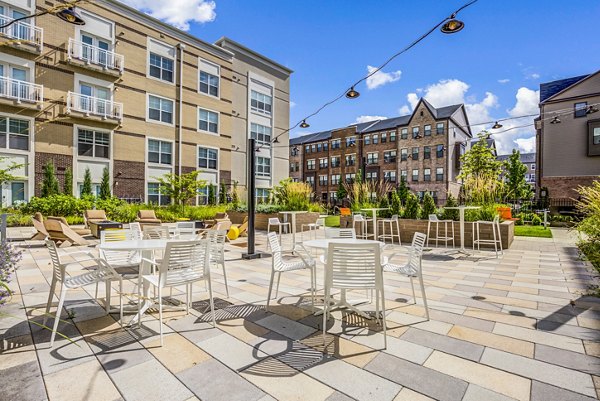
[119,0,216,30]
[398,105,411,115]
[365,66,402,90]
[355,115,386,124]
[514,137,536,153]
[290,101,296,108]
[498,79,510,84]
[508,87,540,117]
[528,73,540,80]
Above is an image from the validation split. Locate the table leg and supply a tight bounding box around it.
[128,250,154,326]
[372,211,378,240]
[291,215,297,250]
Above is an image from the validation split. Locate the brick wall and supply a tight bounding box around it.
[541,176,598,200]
[34,152,73,197]
[113,160,145,199]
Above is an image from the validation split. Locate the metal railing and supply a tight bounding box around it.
[0,15,43,49]
[68,38,124,73]
[0,76,43,103]
[66,91,123,120]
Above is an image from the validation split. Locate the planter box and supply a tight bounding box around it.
[227,211,320,232]
[340,216,515,249]
[227,211,247,225]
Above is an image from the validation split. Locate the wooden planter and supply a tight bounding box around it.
[226,211,320,231]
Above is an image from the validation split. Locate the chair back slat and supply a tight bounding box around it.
[206,229,227,261]
[129,222,142,239]
[325,228,356,239]
[326,243,381,289]
[100,229,139,266]
[159,240,210,287]
[407,232,427,273]
[267,232,284,269]
[45,240,64,281]
[268,217,280,225]
[176,221,196,235]
[143,225,170,240]
[428,214,439,222]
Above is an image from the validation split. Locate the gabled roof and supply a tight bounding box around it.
[289,130,332,145]
[472,136,497,156]
[497,152,536,163]
[361,116,410,133]
[540,74,590,103]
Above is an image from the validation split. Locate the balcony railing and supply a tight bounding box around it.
[66,92,123,121]
[0,15,43,50]
[0,76,43,104]
[68,38,124,73]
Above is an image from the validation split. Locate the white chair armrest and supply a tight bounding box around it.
[140,257,159,266]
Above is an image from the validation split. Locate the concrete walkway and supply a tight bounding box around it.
[1,229,599,401]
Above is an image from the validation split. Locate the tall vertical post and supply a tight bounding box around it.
[242,138,263,259]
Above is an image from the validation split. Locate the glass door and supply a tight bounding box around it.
[10,67,27,99]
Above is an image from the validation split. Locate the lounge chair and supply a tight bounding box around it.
[84,209,108,228]
[136,210,161,229]
[204,212,229,228]
[30,212,48,240]
[47,216,91,237]
[44,218,90,247]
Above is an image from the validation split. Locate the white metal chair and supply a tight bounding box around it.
[322,242,387,348]
[267,217,290,242]
[205,229,229,297]
[140,240,215,346]
[266,232,316,309]
[129,222,142,240]
[143,225,170,240]
[99,228,142,297]
[325,227,356,239]
[301,217,325,241]
[175,221,196,238]
[378,214,401,245]
[44,240,122,347]
[383,232,429,320]
[472,215,503,258]
[426,214,455,248]
[353,214,374,239]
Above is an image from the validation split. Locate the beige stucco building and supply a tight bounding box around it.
[0,0,291,206]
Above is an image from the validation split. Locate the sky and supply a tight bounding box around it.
[120,0,600,155]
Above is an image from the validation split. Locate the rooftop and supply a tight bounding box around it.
[540,74,590,103]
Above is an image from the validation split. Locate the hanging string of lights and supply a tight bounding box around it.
[0,0,85,29]
[265,0,480,148]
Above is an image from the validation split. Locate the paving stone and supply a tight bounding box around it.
[166,314,222,343]
[198,332,268,370]
[300,331,378,368]
[447,325,534,357]
[365,352,467,401]
[531,380,598,401]
[535,344,600,375]
[325,391,357,401]
[177,359,265,401]
[144,333,211,374]
[393,388,435,401]
[306,356,401,401]
[350,330,433,364]
[428,309,495,331]
[536,319,600,341]
[0,360,47,401]
[44,359,122,401]
[461,385,518,401]
[423,350,530,401]
[493,322,585,353]
[401,328,484,361]
[480,348,595,397]
[255,314,316,340]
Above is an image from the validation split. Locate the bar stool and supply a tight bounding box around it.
[426,214,455,248]
[472,215,503,258]
[267,217,290,242]
[301,217,325,241]
[378,214,401,245]
[353,214,374,239]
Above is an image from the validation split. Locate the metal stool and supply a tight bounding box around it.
[301,217,325,241]
[472,215,503,258]
[378,214,401,245]
[353,214,374,239]
[426,214,455,248]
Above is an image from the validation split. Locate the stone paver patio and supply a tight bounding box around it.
[1,227,599,401]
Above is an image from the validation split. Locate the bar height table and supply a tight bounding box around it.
[360,208,389,241]
[443,206,480,254]
[280,211,307,250]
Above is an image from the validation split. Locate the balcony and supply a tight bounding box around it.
[66,92,123,121]
[0,15,43,52]
[68,38,124,75]
[0,76,43,105]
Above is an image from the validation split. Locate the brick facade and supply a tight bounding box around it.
[541,176,597,199]
[34,152,74,197]
[113,160,145,200]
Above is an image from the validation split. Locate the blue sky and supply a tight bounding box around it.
[122,0,600,154]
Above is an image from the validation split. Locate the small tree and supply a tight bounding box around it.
[81,168,93,197]
[99,167,111,199]
[404,193,420,219]
[231,181,240,208]
[378,193,391,217]
[41,161,60,197]
[219,180,227,204]
[63,167,73,196]
[390,191,402,216]
[157,171,207,210]
[421,193,437,219]
[208,183,216,205]
[336,180,347,201]
[397,177,409,205]
[442,193,459,220]
[0,157,24,186]
[504,149,532,200]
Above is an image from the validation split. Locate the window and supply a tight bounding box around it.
[372,134,379,144]
[345,154,356,166]
[323,142,329,151]
[331,174,340,185]
[364,135,370,145]
[401,148,408,161]
[424,146,431,159]
[575,102,587,118]
[384,150,396,163]
[250,123,271,145]
[424,125,431,136]
[589,123,600,156]
[436,122,444,135]
[366,171,377,182]
[390,130,397,142]
[436,144,445,158]
[345,173,355,183]
[330,192,338,202]
[384,171,396,183]
[198,109,220,135]
[424,168,431,181]
[0,62,30,100]
[319,175,328,186]
[401,170,407,181]
[198,147,218,170]
[148,182,170,205]
[319,158,328,169]
[312,144,316,152]
[531,164,536,171]
[148,95,173,124]
[401,128,408,140]
[251,90,272,115]
[412,169,419,182]
[149,53,174,83]
[10,181,25,205]
[256,156,271,177]
[317,143,322,152]
[148,139,172,165]
[306,176,315,186]
[0,117,29,150]
[78,82,110,116]
[305,145,310,153]
[412,147,419,160]
[436,167,444,181]
[332,139,341,149]
[290,163,295,172]
[78,183,101,197]
[367,152,378,164]
[78,128,109,158]
[529,174,536,182]
[381,132,387,143]
[197,186,209,205]
[594,127,600,145]
[412,127,420,139]
[307,159,316,170]
[346,137,356,147]
[256,188,270,203]
[290,147,299,156]
[199,59,219,97]
[331,156,341,167]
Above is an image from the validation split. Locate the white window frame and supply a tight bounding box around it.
[250,122,271,145]
[250,89,272,115]
[147,182,170,205]
[198,58,220,98]
[197,107,219,135]
[0,114,31,152]
[147,137,173,166]
[76,126,110,160]
[146,93,174,126]
[256,156,271,177]
[146,38,176,86]
[198,146,219,171]
[307,159,316,170]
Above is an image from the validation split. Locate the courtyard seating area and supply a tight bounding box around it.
[1,225,599,401]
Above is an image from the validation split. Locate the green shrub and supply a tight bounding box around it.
[41,161,60,197]
[22,195,94,217]
[420,193,436,219]
[81,168,93,197]
[99,167,111,200]
[256,203,284,214]
[390,191,402,217]
[531,214,542,226]
[441,193,459,221]
[63,167,73,196]
[403,193,420,219]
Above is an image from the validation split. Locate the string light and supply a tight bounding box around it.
[0,0,86,29]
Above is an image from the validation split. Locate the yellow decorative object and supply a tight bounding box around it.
[227,226,240,240]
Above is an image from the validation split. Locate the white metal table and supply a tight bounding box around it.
[304,238,386,318]
[443,206,480,254]
[280,211,307,250]
[360,208,389,240]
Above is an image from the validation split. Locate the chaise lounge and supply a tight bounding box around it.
[136,210,162,229]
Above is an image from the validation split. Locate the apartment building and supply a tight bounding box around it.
[0,0,291,206]
[289,98,471,204]
[536,71,600,202]
[497,152,537,188]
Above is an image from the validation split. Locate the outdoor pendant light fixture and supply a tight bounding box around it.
[272,137,280,143]
[492,121,503,129]
[550,116,561,124]
[346,87,360,99]
[56,7,85,25]
[440,15,465,34]
[587,105,599,115]
[300,120,310,128]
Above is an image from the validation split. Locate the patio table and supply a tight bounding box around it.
[280,211,307,250]
[443,206,480,254]
[360,208,389,240]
